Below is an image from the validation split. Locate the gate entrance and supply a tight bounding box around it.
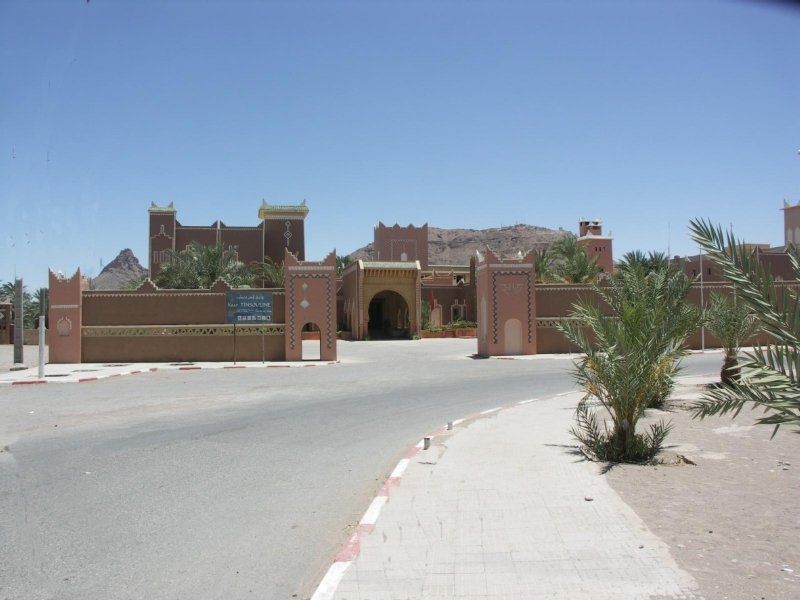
[368,290,410,339]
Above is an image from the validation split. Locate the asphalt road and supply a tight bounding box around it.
[0,340,721,600]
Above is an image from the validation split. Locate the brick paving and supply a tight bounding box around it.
[332,391,697,599]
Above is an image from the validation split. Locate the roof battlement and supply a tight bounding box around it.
[258,199,309,220]
[148,201,176,213]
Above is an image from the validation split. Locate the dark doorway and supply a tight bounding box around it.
[367,291,410,339]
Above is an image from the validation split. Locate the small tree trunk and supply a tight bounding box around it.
[721,352,740,386]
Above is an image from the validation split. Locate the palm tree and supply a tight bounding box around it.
[336,255,352,277]
[704,292,760,386]
[557,264,700,462]
[689,219,800,433]
[34,287,48,327]
[533,249,557,283]
[617,250,669,274]
[550,235,601,284]
[155,243,254,289]
[250,257,285,288]
[0,280,15,303]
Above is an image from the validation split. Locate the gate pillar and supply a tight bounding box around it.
[475,249,536,357]
[48,269,84,364]
[284,250,338,361]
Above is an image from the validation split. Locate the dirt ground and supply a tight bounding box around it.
[0,343,47,371]
[606,381,800,600]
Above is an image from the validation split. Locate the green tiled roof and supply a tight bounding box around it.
[362,261,420,270]
[148,201,176,213]
[258,199,309,218]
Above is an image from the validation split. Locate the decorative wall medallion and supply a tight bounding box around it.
[57,316,72,337]
[300,282,310,309]
[498,282,524,295]
[284,220,293,247]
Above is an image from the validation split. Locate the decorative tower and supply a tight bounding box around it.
[782,200,800,247]
[373,222,429,269]
[259,200,309,264]
[577,219,613,274]
[148,202,177,279]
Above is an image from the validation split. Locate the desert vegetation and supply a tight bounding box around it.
[557,260,700,462]
[689,219,800,433]
[0,282,49,328]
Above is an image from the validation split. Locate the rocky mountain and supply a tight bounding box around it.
[91,249,148,290]
[348,224,570,265]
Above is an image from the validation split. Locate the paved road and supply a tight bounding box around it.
[0,340,721,599]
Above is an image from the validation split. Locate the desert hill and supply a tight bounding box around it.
[91,249,148,290]
[348,224,570,265]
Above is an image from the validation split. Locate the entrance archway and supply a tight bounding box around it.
[367,290,410,339]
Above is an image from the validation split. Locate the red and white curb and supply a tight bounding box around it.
[309,394,574,600]
[0,361,339,386]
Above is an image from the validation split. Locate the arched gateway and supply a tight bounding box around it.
[340,261,421,340]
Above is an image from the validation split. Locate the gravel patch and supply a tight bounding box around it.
[606,383,800,600]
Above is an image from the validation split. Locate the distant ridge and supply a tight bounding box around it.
[348,224,570,265]
[92,249,147,290]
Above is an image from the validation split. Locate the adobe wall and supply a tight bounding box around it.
[175,224,218,250]
[423,285,475,323]
[219,225,265,266]
[532,281,785,353]
[82,326,285,363]
[80,284,286,363]
[757,253,795,281]
[82,289,285,326]
[534,285,608,354]
[23,329,49,345]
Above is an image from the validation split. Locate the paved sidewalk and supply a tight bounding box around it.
[325,391,697,599]
[0,341,340,385]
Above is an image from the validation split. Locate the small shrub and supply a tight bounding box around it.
[444,320,477,330]
[572,403,673,462]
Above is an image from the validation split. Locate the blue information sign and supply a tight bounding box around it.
[226,291,273,324]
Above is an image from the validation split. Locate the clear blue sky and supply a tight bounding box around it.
[2,0,799,287]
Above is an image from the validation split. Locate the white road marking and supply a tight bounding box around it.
[390,459,410,479]
[310,561,352,600]
[360,496,388,526]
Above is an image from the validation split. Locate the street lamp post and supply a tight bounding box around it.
[699,249,705,352]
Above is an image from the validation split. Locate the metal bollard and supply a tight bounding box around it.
[423,437,431,450]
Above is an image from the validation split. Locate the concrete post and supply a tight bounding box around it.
[38,315,46,378]
[12,278,25,370]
